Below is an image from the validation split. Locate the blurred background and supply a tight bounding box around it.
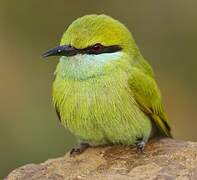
[0,0,197,178]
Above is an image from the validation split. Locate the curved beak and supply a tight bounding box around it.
[42,45,78,58]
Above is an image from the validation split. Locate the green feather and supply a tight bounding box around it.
[50,14,172,147]
[128,60,172,137]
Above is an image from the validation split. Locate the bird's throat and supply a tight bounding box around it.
[56,52,125,80]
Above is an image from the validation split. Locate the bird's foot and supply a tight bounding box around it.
[136,141,146,153]
[70,143,90,157]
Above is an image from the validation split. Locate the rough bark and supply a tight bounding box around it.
[5,138,197,180]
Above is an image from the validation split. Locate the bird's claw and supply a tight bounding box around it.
[136,141,146,153]
[70,143,90,157]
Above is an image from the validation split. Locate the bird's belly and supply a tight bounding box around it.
[53,77,152,145]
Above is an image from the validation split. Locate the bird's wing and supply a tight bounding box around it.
[128,67,172,137]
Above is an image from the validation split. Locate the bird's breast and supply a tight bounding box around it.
[53,70,133,119]
[52,69,151,144]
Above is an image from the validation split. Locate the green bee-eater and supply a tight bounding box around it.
[43,14,172,154]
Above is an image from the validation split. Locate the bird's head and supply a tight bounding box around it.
[43,14,139,79]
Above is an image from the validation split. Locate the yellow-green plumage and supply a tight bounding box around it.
[50,14,171,147]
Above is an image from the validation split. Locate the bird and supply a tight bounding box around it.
[43,14,172,155]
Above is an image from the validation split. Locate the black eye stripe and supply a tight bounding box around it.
[42,44,122,58]
[83,44,122,55]
[73,44,122,55]
[85,45,121,55]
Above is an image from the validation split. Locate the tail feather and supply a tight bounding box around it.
[151,114,173,138]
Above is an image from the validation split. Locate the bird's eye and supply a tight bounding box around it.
[90,43,103,54]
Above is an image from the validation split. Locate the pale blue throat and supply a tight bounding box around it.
[55,52,124,80]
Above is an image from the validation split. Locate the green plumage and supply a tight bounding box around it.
[50,14,172,147]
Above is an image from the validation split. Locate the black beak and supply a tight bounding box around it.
[42,45,78,58]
